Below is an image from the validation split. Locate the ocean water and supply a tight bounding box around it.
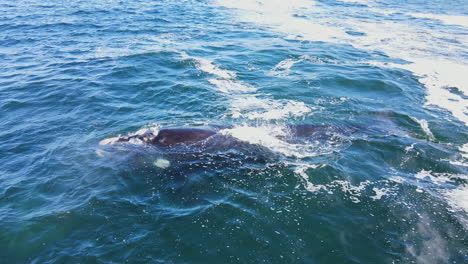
[1,0,467,263]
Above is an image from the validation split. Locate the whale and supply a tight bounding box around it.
[97,124,365,168]
[99,124,362,147]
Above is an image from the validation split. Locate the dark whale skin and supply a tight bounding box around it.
[103,124,363,147]
[151,128,217,146]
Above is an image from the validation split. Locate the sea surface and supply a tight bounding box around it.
[1,0,467,263]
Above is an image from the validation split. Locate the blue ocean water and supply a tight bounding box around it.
[1,0,467,263]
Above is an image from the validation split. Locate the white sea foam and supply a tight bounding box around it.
[340,18,468,126]
[213,0,468,127]
[270,55,331,77]
[443,185,468,213]
[208,79,256,93]
[220,125,330,158]
[180,52,237,80]
[215,0,346,42]
[415,170,451,184]
[230,97,313,120]
[398,59,468,126]
[405,143,416,153]
[337,0,369,4]
[460,143,468,160]
[215,0,316,16]
[367,59,468,126]
[414,170,468,213]
[296,167,399,201]
[388,169,468,216]
[447,144,468,167]
[295,178,375,203]
[334,180,372,203]
[272,58,302,72]
[294,163,402,203]
[408,13,468,27]
[294,164,330,192]
[409,117,435,141]
[416,170,468,184]
[293,164,382,201]
[370,187,393,200]
[194,58,237,79]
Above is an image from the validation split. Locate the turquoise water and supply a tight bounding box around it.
[1,0,467,263]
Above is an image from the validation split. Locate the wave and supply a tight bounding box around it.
[182,52,314,121]
[213,0,468,127]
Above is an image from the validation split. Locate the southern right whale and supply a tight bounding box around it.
[99,124,362,147]
[98,124,365,168]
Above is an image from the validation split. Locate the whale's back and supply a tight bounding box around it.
[152,128,217,146]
